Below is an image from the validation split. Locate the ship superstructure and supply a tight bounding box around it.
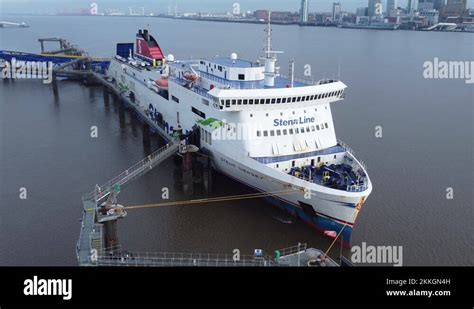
[105,22,372,246]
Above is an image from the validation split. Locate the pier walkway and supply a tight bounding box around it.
[77,141,179,266]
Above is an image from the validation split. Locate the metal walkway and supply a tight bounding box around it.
[77,141,179,265]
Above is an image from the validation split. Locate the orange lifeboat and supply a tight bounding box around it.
[154,78,169,89]
[183,72,198,82]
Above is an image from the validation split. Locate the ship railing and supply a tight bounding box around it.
[169,76,215,100]
[337,139,368,172]
[197,71,263,89]
[93,249,279,267]
[278,74,318,86]
[82,142,179,201]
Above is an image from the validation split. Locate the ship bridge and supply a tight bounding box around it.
[209,79,347,111]
[167,56,346,112]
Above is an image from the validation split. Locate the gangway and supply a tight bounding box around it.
[84,142,179,203]
[77,141,179,265]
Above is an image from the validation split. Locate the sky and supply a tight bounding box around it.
[0,0,473,15]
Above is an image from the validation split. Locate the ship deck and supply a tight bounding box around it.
[169,60,316,90]
[288,161,367,192]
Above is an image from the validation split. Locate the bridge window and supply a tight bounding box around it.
[260,99,265,104]
[226,100,230,107]
[276,129,281,136]
[289,128,294,134]
[263,131,268,137]
[192,107,206,118]
[249,99,254,105]
[243,99,248,105]
[266,99,270,104]
[316,125,320,130]
[202,99,209,106]
[300,127,305,134]
[277,98,281,103]
[306,96,310,101]
[311,126,315,131]
[306,127,310,132]
[325,123,329,128]
[283,129,287,135]
[256,131,261,137]
[231,99,236,105]
[295,128,299,134]
[238,74,245,80]
[172,95,180,103]
[237,99,242,105]
[297,97,302,102]
[282,98,287,103]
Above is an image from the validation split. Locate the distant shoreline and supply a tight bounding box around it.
[2,13,473,33]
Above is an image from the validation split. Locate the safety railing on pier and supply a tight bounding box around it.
[274,243,308,257]
[82,142,179,202]
[92,247,280,267]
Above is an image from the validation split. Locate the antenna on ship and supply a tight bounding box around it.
[261,10,282,87]
[289,60,295,88]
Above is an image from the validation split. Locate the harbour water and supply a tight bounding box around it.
[0,16,472,266]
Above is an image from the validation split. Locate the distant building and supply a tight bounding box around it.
[443,0,467,17]
[418,0,435,11]
[386,0,398,14]
[433,0,446,11]
[356,7,368,16]
[368,0,382,17]
[389,8,404,18]
[254,10,296,23]
[419,9,440,24]
[356,15,371,24]
[300,0,309,23]
[407,0,419,13]
[332,3,342,22]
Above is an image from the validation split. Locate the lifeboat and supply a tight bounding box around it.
[154,78,169,89]
[183,72,198,82]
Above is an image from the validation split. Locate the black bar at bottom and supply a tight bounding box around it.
[0,267,471,306]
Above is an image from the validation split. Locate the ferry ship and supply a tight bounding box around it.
[105,23,373,247]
